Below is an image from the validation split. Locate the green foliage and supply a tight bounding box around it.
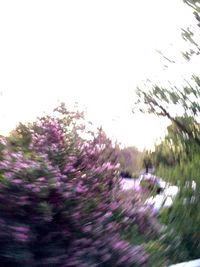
[150,119,200,264]
[145,240,167,267]
[134,20,200,260]
[130,1,200,264]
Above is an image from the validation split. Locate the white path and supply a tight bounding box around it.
[169,259,200,267]
[121,177,179,212]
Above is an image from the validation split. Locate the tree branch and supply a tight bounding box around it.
[142,91,200,147]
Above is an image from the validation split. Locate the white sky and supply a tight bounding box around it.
[0,0,198,150]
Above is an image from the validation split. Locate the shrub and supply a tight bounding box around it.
[0,104,149,266]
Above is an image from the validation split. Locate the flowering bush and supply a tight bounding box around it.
[0,104,149,266]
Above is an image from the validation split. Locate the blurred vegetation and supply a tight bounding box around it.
[153,119,200,263]
[0,104,153,266]
[117,146,143,177]
[2,0,200,266]
[132,1,200,264]
[135,76,200,264]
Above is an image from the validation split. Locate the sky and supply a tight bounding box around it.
[0,0,198,150]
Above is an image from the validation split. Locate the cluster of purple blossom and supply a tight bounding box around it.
[0,104,152,266]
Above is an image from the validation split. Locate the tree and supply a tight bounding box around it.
[117,146,142,177]
[181,1,200,61]
[132,1,200,263]
[134,77,200,148]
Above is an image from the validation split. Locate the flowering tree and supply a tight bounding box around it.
[0,104,151,266]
